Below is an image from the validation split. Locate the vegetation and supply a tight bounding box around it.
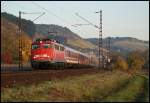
[1,12,36,36]
[111,56,128,71]
[104,75,149,102]
[127,51,145,72]
[86,37,149,55]
[1,70,149,102]
[1,12,149,65]
[142,49,149,69]
[1,17,32,64]
[110,50,148,73]
[1,70,131,102]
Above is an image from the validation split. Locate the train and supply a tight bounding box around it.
[31,38,98,69]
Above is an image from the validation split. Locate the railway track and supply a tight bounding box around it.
[1,68,100,88]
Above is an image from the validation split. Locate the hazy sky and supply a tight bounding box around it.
[1,1,149,40]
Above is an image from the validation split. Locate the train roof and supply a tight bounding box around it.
[64,46,88,57]
[32,39,64,46]
[32,38,88,57]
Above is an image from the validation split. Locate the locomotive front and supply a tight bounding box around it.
[31,39,54,69]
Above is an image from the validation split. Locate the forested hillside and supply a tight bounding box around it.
[1,17,32,64]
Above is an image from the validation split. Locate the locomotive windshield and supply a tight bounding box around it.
[32,45,40,49]
[43,44,53,49]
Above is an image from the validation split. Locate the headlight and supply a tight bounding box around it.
[43,54,47,57]
[33,55,39,58]
[33,54,49,58]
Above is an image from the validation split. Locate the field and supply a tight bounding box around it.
[1,70,149,102]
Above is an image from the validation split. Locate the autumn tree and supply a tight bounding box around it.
[112,56,128,71]
[1,17,32,64]
[127,51,145,72]
[1,52,12,64]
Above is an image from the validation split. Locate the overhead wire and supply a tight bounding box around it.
[3,1,97,39]
[31,1,96,38]
[31,1,72,26]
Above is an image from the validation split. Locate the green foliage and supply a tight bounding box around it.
[127,51,145,71]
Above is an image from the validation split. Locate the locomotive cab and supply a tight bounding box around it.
[31,39,65,69]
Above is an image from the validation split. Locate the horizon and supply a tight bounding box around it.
[1,1,149,41]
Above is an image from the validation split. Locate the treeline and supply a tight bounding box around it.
[110,49,149,72]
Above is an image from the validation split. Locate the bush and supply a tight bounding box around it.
[112,56,128,71]
[127,51,145,72]
[1,52,12,64]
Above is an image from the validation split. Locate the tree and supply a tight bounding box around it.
[127,51,145,72]
[112,56,128,71]
[142,49,149,69]
[1,52,12,64]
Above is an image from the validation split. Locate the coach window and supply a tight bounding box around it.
[50,44,53,48]
[60,46,64,51]
[55,45,59,50]
[68,51,70,56]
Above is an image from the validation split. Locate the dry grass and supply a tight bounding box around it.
[1,70,131,102]
[104,74,149,102]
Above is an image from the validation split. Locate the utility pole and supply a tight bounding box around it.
[18,11,22,69]
[95,10,103,70]
[75,11,103,69]
[18,11,45,70]
[108,37,111,63]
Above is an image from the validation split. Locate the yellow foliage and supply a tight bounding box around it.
[114,56,128,71]
[21,34,32,63]
[1,17,32,64]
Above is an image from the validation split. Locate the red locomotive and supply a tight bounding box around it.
[31,38,98,69]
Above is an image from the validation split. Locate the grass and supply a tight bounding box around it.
[135,74,149,102]
[1,70,131,102]
[103,74,149,102]
[2,70,148,102]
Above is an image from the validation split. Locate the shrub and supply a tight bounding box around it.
[113,56,128,71]
[127,51,145,72]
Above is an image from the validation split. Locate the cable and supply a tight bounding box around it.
[31,1,98,44]
[31,1,91,39]
[31,1,72,26]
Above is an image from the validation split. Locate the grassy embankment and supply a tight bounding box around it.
[1,70,149,102]
[104,74,149,102]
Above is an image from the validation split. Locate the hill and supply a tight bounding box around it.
[35,24,96,50]
[1,17,32,64]
[1,12,96,51]
[1,12,36,37]
[86,37,149,54]
[1,12,149,63]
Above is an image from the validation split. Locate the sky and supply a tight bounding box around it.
[1,1,149,41]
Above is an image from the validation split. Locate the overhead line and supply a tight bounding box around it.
[31,1,99,45]
[31,1,93,39]
[31,1,72,26]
